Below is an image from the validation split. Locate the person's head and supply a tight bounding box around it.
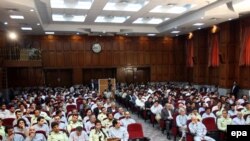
[28,126,36,135]
[192,109,198,115]
[154,101,159,106]
[97,102,103,109]
[101,107,107,114]
[237,111,243,118]
[246,103,250,110]
[118,107,124,114]
[75,126,83,136]
[34,109,40,117]
[112,119,121,129]
[124,111,130,119]
[72,114,78,123]
[5,126,14,136]
[1,104,6,110]
[111,102,116,108]
[90,114,96,123]
[9,105,15,113]
[191,115,198,123]
[72,109,78,114]
[230,104,235,110]
[222,110,228,118]
[107,113,113,120]
[95,120,102,130]
[37,116,45,126]
[51,122,60,133]
[179,108,186,116]
[53,115,61,123]
[17,118,26,128]
[56,110,62,117]
[15,110,22,119]
[205,107,211,114]
[85,109,92,116]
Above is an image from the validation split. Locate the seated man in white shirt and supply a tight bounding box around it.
[51,115,66,130]
[67,114,83,133]
[85,114,96,134]
[114,107,124,120]
[5,105,16,119]
[69,126,89,141]
[232,111,246,125]
[135,94,145,109]
[189,116,215,141]
[120,111,136,129]
[33,116,50,136]
[150,101,163,123]
[109,119,129,141]
[0,104,10,119]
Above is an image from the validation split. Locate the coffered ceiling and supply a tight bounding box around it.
[0,0,250,36]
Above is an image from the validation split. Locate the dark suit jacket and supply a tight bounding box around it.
[161,108,174,120]
[93,107,101,117]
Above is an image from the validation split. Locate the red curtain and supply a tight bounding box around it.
[208,34,219,67]
[186,39,194,67]
[239,25,250,66]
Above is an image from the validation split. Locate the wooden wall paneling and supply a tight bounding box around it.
[56,52,64,67]
[78,51,84,66]
[84,51,91,66]
[137,52,144,65]
[71,51,79,67]
[99,51,105,66]
[63,40,71,51]
[120,52,126,65]
[49,52,56,67]
[144,52,150,65]
[63,52,72,67]
[73,68,82,84]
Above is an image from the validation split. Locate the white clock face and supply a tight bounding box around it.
[92,43,102,53]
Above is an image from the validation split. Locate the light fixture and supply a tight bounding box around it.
[150,3,195,14]
[50,0,93,9]
[37,23,40,26]
[103,0,149,12]
[10,15,24,19]
[228,18,232,21]
[188,32,193,39]
[133,17,169,24]
[171,31,180,34]
[147,33,156,36]
[201,17,204,19]
[45,32,54,35]
[95,16,129,23]
[198,27,201,30]
[4,22,8,25]
[52,14,86,22]
[193,23,204,26]
[21,27,32,30]
[30,9,34,12]
[211,25,218,33]
[8,31,17,40]
[76,32,79,35]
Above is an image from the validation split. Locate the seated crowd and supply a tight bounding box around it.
[115,82,250,141]
[0,82,249,141]
[0,85,139,141]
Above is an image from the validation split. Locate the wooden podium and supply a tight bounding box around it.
[98,78,116,96]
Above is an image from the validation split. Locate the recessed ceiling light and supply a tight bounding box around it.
[76,32,79,35]
[50,0,93,9]
[30,9,34,12]
[201,17,204,19]
[103,0,149,12]
[150,4,195,14]
[228,18,232,21]
[95,16,129,23]
[8,31,17,40]
[37,23,40,26]
[176,34,179,36]
[147,33,156,36]
[198,27,201,30]
[10,15,24,19]
[45,32,54,35]
[125,33,128,36]
[133,17,169,24]
[4,22,8,25]
[193,23,204,26]
[171,31,180,33]
[21,27,32,30]
[52,14,86,22]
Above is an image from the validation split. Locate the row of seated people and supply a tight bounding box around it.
[115,83,250,141]
[0,85,148,141]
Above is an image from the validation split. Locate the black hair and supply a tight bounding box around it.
[51,122,59,129]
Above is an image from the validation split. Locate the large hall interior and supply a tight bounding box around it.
[0,0,250,141]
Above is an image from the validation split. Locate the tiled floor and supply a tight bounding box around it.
[130,112,173,141]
